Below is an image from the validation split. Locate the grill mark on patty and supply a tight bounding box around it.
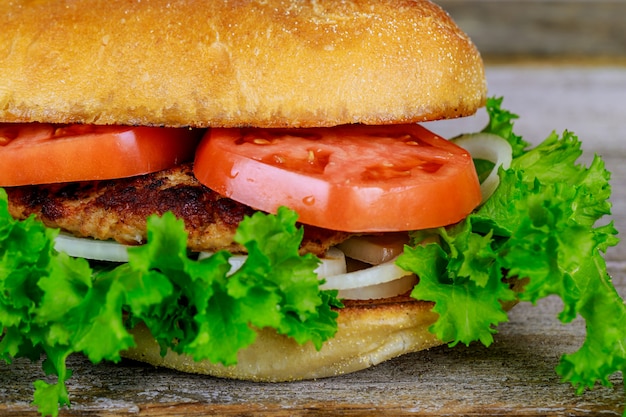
[5,163,350,255]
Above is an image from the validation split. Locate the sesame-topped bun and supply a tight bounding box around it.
[0,0,485,128]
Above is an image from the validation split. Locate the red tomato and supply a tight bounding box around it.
[0,123,202,186]
[193,124,481,232]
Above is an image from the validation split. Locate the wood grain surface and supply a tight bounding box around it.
[2,64,626,416]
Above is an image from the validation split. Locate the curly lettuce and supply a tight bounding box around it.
[398,97,624,410]
[1,97,624,416]
[0,198,341,416]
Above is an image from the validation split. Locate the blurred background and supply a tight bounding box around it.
[436,0,626,62]
[425,0,625,151]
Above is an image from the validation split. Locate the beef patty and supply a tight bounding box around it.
[5,163,350,255]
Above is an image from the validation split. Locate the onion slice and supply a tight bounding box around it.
[315,247,347,278]
[319,256,412,291]
[338,274,417,300]
[55,233,414,300]
[452,132,513,204]
[55,233,130,262]
[336,233,408,265]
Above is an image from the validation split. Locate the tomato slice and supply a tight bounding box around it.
[193,124,481,232]
[0,123,202,186]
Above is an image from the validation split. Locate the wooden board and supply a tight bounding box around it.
[2,64,626,416]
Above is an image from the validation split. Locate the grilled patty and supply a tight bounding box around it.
[5,163,349,255]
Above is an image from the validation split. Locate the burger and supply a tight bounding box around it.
[0,1,622,415]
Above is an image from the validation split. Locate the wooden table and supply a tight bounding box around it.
[2,64,625,416]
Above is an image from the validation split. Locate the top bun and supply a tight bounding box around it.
[0,0,486,128]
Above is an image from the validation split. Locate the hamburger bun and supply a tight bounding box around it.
[0,0,490,380]
[125,297,442,381]
[0,0,486,128]
[124,287,522,381]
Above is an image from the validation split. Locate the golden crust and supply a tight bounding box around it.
[122,297,444,381]
[0,0,486,128]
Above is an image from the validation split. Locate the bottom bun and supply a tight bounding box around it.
[122,294,519,381]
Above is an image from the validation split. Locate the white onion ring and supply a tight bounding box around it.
[55,233,130,262]
[338,274,417,300]
[452,132,513,204]
[56,233,413,300]
[200,247,414,299]
[319,256,413,291]
[314,247,347,278]
[336,233,408,265]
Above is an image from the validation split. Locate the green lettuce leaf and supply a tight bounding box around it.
[0,191,340,416]
[398,97,624,409]
[125,208,341,365]
[398,222,516,347]
[2,96,623,415]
